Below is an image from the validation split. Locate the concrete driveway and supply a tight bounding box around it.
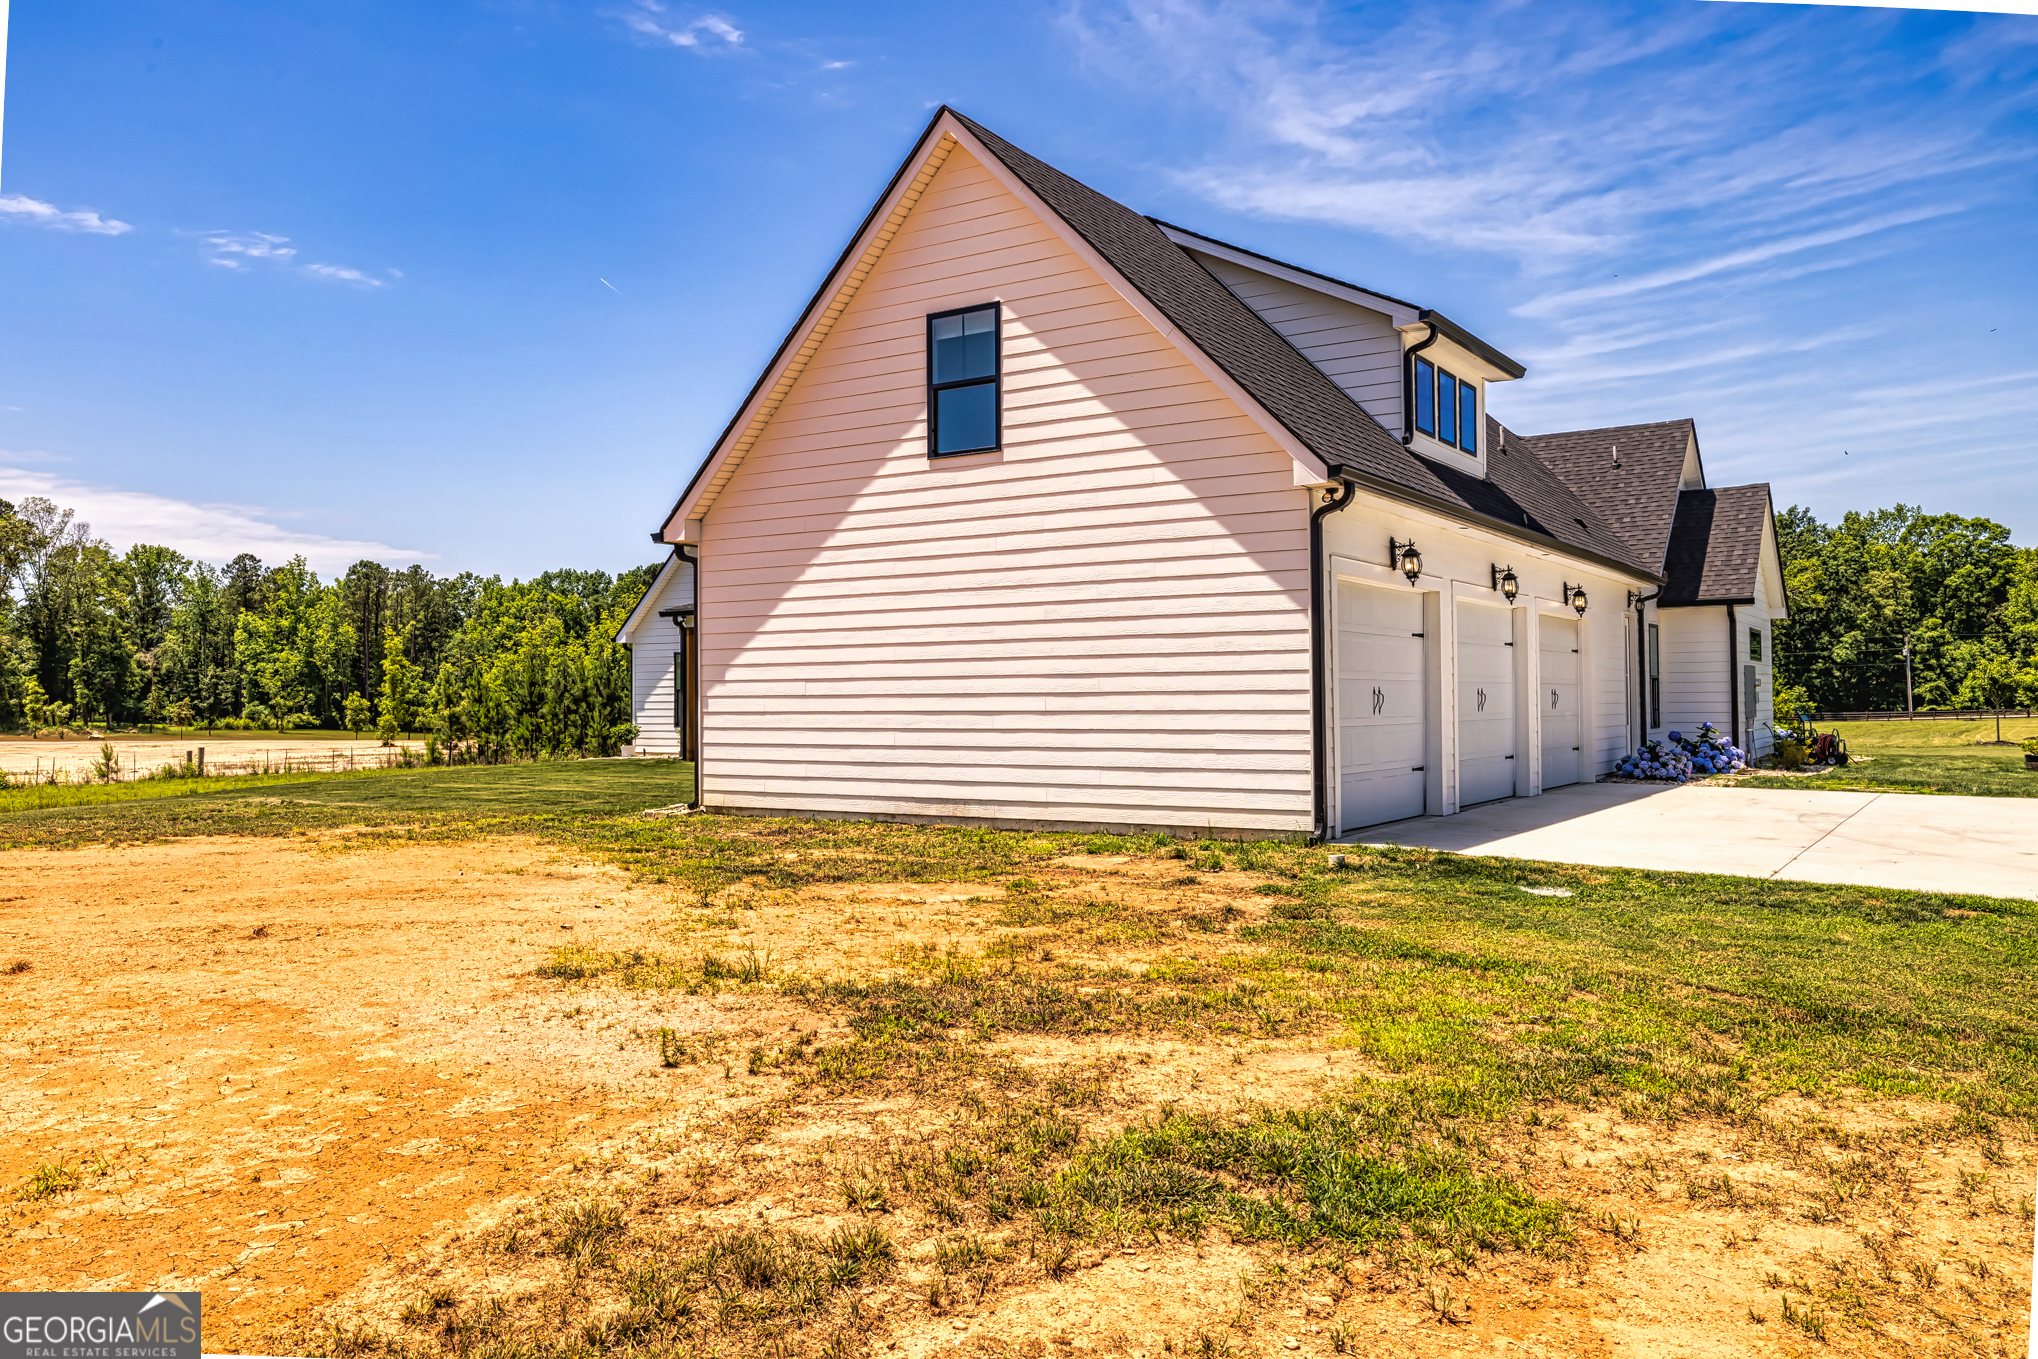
[1347,782,2038,901]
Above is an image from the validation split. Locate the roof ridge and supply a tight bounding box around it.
[948,111,1657,580]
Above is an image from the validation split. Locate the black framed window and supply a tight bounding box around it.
[928,303,1001,456]
[1410,355,1477,453]
[1749,627,1763,662]
[1648,623,1662,729]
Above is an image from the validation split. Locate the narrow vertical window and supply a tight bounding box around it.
[1437,370,1459,446]
[1647,623,1662,730]
[928,304,1001,456]
[1459,382,1478,454]
[1749,627,1762,661]
[673,650,685,731]
[1413,356,1436,436]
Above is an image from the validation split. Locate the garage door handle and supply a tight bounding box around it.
[1412,766,1425,772]
[1504,754,1515,759]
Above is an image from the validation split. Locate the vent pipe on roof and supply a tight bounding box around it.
[1611,443,1620,469]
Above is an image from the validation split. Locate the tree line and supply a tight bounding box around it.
[1775,503,2038,714]
[0,496,659,759]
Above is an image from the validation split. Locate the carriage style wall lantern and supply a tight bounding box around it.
[1491,565,1519,602]
[1390,538,1423,584]
[1563,583,1589,616]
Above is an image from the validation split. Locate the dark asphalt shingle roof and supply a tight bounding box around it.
[951,112,1661,580]
[1518,420,1695,572]
[1661,484,1773,605]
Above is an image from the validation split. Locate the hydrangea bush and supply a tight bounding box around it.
[1612,721,1746,782]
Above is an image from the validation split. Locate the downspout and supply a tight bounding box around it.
[675,544,701,807]
[1310,469,1356,842]
[1400,321,1440,446]
[1726,602,1739,751]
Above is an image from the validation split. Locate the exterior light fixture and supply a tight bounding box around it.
[1492,565,1519,602]
[1390,538,1422,583]
[1564,583,1589,616]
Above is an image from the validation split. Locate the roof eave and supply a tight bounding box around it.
[651,105,960,543]
[1419,310,1527,380]
[1334,464,1662,584]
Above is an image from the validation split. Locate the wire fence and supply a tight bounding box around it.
[1811,708,2036,723]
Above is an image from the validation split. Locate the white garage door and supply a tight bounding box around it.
[1539,615,1581,789]
[1458,602,1518,806]
[1335,578,1427,832]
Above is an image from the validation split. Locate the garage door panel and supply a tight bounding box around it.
[1457,602,1518,807]
[1336,579,1428,833]
[1539,616,1581,789]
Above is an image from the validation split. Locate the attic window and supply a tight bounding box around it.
[928,303,1001,456]
[1411,355,1477,454]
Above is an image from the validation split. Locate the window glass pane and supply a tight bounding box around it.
[1459,383,1478,454]
[1414,357,1435,435]
[1750,628,1762,661]
[1648,624,1660,677]
[935,382,997,454]
[1437,371,1458,445]
[933,307,996,384]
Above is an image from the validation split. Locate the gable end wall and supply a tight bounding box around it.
[694,148,1315,833]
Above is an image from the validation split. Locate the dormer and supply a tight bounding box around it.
[1400,320,1524,480]
[1157,222,1525,480]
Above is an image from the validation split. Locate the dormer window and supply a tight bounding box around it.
[1412,356,1477,454]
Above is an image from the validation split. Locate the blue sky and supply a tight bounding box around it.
[1,0,2033,579]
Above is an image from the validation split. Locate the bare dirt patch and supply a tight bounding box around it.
[1,836,2029,1358]
[0,836,811,1351]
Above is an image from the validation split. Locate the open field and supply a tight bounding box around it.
[1725,717,2038,798]
[0,735,422,782]
[2,762,2032,1358]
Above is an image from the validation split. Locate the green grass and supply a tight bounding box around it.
[1732,716,2038,797]
[0,768,354,815]
[0,758,696,847]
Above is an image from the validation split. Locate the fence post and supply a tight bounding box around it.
[197,747,205,776]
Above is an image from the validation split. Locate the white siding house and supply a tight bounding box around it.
[627,109,1783,837]
[616,551,697,758]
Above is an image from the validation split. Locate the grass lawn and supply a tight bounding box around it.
[5,759,2031,1355]
[0,756,695,832]
[1723,715,2038,797]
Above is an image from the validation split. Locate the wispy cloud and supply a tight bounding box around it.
[201,231,386,286]
[0,463,436,574]
[205,230,297,268]
[1061,0,2038,531]
[610,2,744,51]
[302,262,384,287]
[0,193,133,235]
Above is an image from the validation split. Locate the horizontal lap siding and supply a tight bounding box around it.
[1657,606,1731,737]
[626,557,696,756]
[1195,255,1405,434]
[698,148,1312,832]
